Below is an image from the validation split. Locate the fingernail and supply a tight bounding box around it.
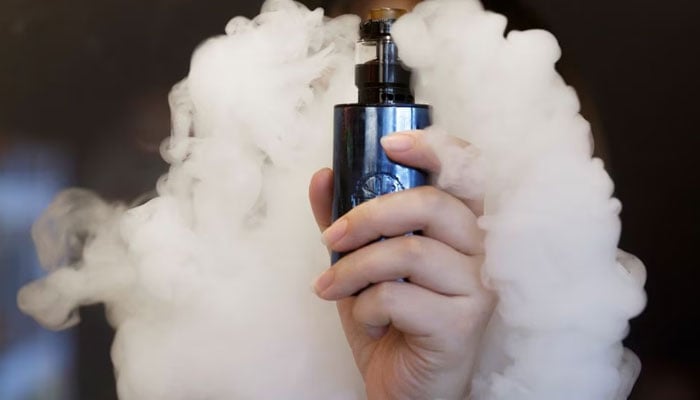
[381,133,414,152]
[322,218,347,245]
[312,269,334,295]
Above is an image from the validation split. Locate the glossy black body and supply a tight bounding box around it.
[331,104,431,263]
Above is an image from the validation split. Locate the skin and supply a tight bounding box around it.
[310,130,494,399]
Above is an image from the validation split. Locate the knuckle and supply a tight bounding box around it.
[450,135,471,149]
[451,299,481,334]
[475,288,497,312]
[351,301,366,324]
[353,254,375,284]
[342,206,374,239]
[415,185,446,211]
[356,198,380,225]
[401,235,426,262]
[373,282,398,309]
[453,296,494,334]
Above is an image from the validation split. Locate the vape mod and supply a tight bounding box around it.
[331,8,431,263]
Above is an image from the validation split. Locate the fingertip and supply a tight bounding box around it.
[380,131,418,152]
[309,168,334,231]
[381,130,441,173]
[310,167,332,188]
[309,168,332,200]
[383,130,423,138]
[311,268,335,298]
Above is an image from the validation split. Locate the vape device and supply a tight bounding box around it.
[331,8,431,263]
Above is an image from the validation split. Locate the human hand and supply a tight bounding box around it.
[310,130,494,400]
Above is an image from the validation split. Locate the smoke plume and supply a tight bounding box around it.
[18,0,645,399]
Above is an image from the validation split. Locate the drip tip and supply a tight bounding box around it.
[360,8,406,39]
[367,8,407,21]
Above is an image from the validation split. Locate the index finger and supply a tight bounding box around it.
[381,130,483,215]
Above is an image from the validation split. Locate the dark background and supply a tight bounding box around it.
[0,0,697,399]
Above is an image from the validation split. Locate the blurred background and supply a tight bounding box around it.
[0,0,696,399]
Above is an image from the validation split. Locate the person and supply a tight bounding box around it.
[308,0,614,396]
[310,129,493,399]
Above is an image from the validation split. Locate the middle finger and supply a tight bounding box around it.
[322,186,483,255]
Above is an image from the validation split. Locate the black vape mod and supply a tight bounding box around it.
[331,8,431,263]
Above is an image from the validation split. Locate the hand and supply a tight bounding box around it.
[309,130,494,400]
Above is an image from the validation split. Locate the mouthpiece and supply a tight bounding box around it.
[367,7,407,21]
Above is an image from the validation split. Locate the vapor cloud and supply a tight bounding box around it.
[18,1,645,399]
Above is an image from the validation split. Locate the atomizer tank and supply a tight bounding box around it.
[332,8,431,262]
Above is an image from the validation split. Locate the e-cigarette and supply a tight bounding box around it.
[331,8,431,263]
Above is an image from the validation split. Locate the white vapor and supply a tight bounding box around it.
[17,0,645,399]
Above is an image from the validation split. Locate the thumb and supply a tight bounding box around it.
[309,168,334,232]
